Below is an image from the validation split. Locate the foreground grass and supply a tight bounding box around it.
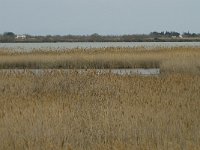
[0,71,200,149]
[0,47,200,73]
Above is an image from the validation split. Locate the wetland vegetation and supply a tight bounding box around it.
[0,71,200,149]
[0,47,200,74]
[0,46,200,149]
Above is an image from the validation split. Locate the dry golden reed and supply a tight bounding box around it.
[0,71,200,150]
[0,47,200,74]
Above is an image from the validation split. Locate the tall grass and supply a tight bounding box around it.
[0,71,200,149]
[0,47,200,73]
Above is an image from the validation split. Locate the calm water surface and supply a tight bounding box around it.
[1,69,160,76]
[0,42,200,51]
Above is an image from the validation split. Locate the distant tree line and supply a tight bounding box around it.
[150,31,180,37]
[0,32,16,42]
[0,31,200,43]
[150,31,200,37]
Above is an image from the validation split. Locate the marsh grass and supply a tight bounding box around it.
[0,47,200,73]
[0,47,200,149]
[0,71,200,149]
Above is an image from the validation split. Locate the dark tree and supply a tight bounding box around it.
[3,32,15,37]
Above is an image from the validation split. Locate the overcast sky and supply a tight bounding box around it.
[0,0,199,35]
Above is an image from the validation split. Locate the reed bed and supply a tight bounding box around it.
[0,71,200,150]
[0,47,200,74]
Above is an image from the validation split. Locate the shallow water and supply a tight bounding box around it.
[1,42,200,51]
[0,68,160,76]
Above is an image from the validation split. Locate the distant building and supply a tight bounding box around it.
[171,36,177,39]
[179,35,183,38]
[15,35,26,40]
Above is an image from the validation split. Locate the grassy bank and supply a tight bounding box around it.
[0,71,200,149]
[0,47,200,73]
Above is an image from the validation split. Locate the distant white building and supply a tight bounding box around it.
[15,35,26,39]
[171,36,177,39]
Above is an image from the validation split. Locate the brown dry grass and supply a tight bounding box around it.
[0,71,200,150]
[0,47,200,74]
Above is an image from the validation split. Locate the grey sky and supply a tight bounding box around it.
[0,0,199,35]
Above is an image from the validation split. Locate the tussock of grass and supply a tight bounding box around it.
[0,47,200,74]
[0,71,200,149]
